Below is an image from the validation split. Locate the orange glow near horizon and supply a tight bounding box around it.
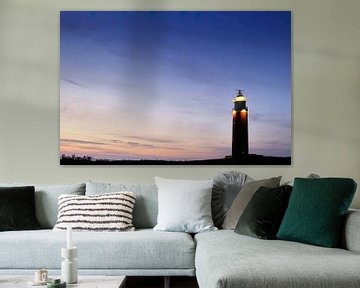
[59,129,228,161]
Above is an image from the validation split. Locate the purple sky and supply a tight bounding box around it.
[60,11,291,160]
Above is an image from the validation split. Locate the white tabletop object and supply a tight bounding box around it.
[0,275,126,288]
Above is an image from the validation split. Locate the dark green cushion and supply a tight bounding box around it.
[276,178,357,247]
[0,186,41,231]
[235,185,292,239]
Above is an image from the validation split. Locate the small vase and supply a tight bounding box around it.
[61,247,78,284]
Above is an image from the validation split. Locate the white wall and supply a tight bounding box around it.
[0,0,359,207]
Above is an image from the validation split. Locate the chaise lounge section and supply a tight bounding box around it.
[195,216,360,288]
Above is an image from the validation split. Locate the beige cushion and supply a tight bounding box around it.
[222,177,281,230]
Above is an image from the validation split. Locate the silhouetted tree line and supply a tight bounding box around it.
[61,154,101,164]
[62,154,93,161]
[60,154,291,165]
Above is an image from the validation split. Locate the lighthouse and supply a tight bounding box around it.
[232,90,249,158]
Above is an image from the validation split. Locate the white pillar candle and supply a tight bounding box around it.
[67,225,72,249]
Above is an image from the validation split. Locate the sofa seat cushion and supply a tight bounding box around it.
[195,230,360,288]
[0,229,195,271]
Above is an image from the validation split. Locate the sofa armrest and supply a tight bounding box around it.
[342,209,360,253]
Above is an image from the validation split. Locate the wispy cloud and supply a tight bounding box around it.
[250,136,291,157]
[61,139,106,146]
[126,135,178,144]
[250,113,263,121]
[250,113,291,129]
[60,77,85,87]
[127,141,154,148]
[110,139,125,144]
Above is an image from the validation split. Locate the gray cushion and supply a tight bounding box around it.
[234,185,293,240]
[153,177,216,233]
[85,181,158,229]
[0,229,195,271]
[212,171,251,228]
[195,230,360,288]
[342,209,360,253]
[283,173,320,186]
[222,177,281,229]
[0,183,85,228]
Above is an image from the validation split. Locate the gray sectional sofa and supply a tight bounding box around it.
[1,180,360,288]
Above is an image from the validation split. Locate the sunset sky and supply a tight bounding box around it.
[60,11,291,161]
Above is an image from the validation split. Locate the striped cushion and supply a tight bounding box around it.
[53,192,136,232]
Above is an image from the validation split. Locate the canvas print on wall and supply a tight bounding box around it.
[60,11,291,165]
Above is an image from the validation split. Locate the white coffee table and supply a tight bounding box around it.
[0,275,126,288]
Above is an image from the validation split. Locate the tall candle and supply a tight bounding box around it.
[67,225,72,248]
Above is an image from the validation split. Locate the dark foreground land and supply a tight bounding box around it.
[60,154,291,165]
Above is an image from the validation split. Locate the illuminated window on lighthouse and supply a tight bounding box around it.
[60,11,291,165]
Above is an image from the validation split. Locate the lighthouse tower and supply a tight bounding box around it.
[232,90,249,158]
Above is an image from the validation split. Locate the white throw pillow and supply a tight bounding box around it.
[53,192,135,232]
[153,177,217,233]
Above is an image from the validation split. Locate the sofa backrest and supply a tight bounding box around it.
[86,181,158,229]
[0,183,86,228]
